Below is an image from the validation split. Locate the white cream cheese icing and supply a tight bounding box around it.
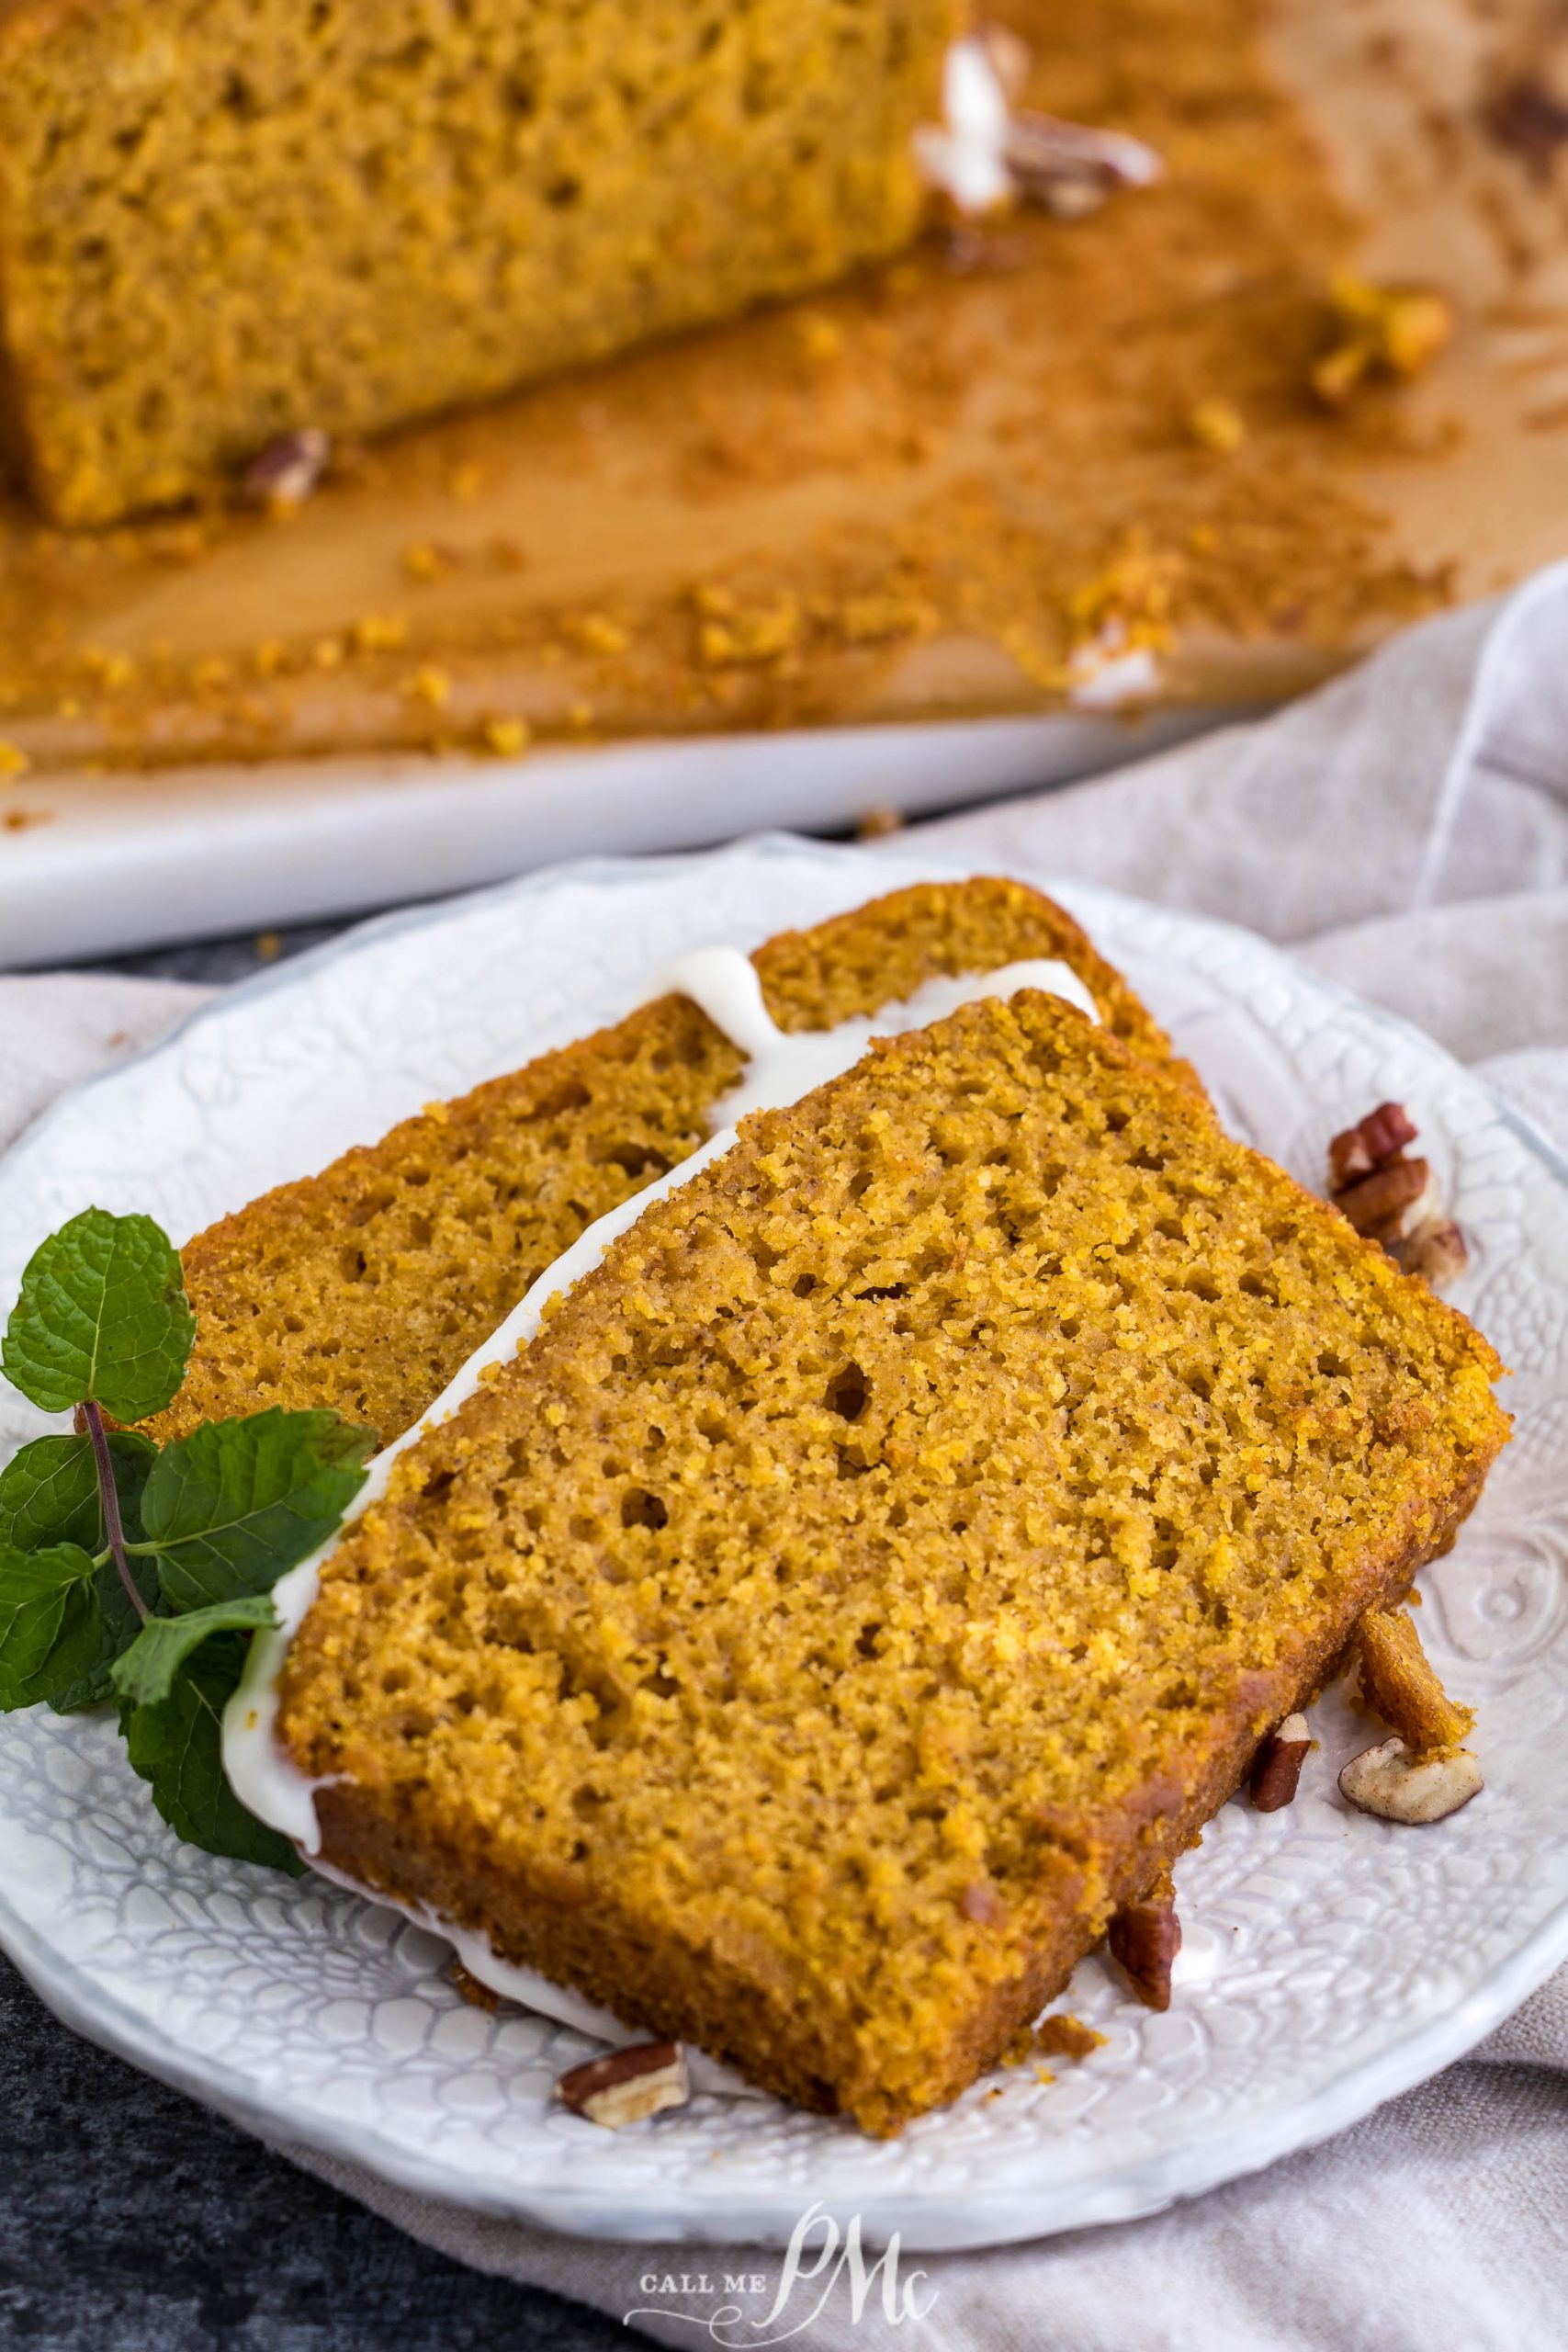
[221,944,1099,2051]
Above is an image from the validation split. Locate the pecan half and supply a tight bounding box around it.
[1325,1102,1467,1284]
[1335,1156,1434,1240]
[243,426,331,508]
[1388,1217,1469,1286]
[1328,1102,1418,1189]
[1108,1894,1181,2010]
[1338,1737,1483,1825]
[1249,1712,1314,1812]
[555,2041,691,2129]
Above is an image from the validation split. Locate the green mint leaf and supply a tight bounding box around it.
[111,1593,276,1708]
[141,1408,375,1611]
[0,1431,162,1710]
[50,1555,164,1715]
[1,1209,195,1420]
[0,1543,102,1710]
[0,1429,156,1553]
[122,1632,303,1874]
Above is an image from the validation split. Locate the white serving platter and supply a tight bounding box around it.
[0,708,1224,967]
[0,832,1563,2252]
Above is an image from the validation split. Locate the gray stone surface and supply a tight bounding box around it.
[0,1954,622,2351]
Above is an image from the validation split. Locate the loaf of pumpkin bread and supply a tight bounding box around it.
[0,0,958,524]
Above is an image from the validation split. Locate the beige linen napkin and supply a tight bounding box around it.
[6,565,1568,2349]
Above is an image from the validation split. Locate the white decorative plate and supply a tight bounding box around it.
[1,834,1565,2253]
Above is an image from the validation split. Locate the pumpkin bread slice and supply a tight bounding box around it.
[276,989,1507,2134]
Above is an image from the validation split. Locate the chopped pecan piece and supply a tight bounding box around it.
[243,426,331,508]
[1328,1102,1418,1189]
[555,2041,691,2129]
[1108,1884,1181,2010]
[1249,1712,1314,1812]
[1388,1218,1469,1286]
[1335,1156,1434,1241]
[1325,1102,1469,1285]
[976,18,1032,99]
[1339,1737,1483,1825]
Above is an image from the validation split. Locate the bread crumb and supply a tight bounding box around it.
[83,647,137,690]
[1187,398,1247,453]
[795,310,844,363]
[0,741,30,778]
[1032,2011,1108,2062]
[565,613,629,657]
[698,594,801,667]
[482,716,531,757]
[352,614,410,653]
[404,665,453,709]
[402,540,455,582]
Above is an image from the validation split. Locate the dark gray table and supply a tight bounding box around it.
[6,912,624,2352]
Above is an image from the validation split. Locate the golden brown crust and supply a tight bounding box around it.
[146,876,1190,1447]
[279,993,1509,2133]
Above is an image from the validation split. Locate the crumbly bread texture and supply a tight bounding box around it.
[1355,1604,1474,1755]
[277,991,1508,2134]
[0,0,955,526]
[147,878,1187,1449]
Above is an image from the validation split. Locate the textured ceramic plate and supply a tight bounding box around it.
[1,835,1565,2252]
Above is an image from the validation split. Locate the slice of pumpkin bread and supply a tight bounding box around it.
[276,991,1508,2135]
[148,877,1187,1448]
[0,0,957,525]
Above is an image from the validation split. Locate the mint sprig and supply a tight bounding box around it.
[122,1634,303,1874]
[112,1595,279,1707]
[145,1409,375,1612]
[0,1428,156,1554]
[2,1208,195,1421]
[0,1544,102,1709]
[0,1206,373,1872]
